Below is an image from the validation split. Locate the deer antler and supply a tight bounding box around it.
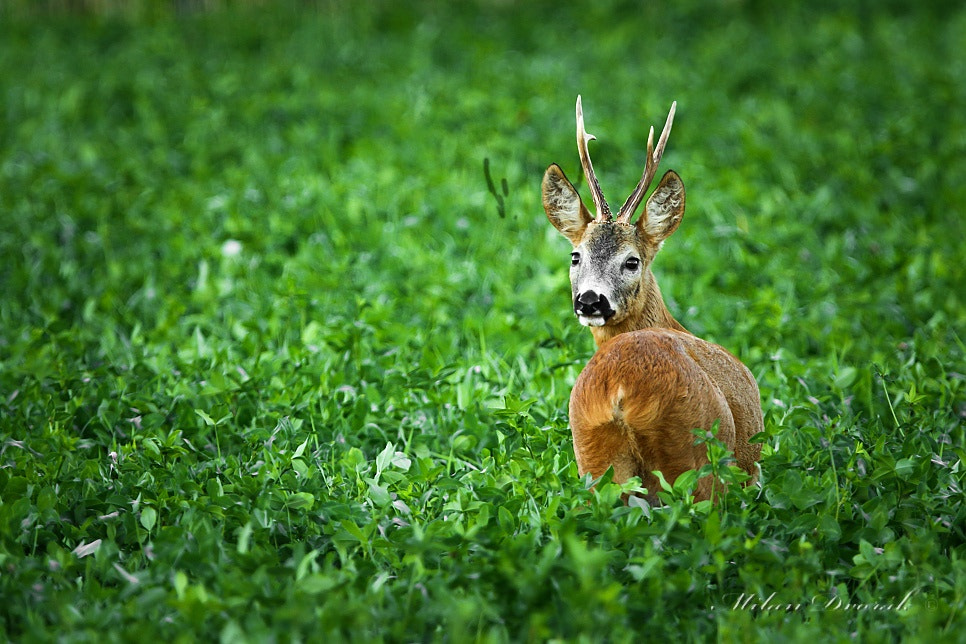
[576,95,612,222]
[617,101,676,224]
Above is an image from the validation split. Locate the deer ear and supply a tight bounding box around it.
[639,170,685,243]
[543,164,593,246]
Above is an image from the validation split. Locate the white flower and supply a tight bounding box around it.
[221,239,242,257]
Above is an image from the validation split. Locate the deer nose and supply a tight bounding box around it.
[574,290,614,318]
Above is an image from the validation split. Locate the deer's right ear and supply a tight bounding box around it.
[543,164,593,246]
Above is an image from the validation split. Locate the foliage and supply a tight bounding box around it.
[1,1,964,640]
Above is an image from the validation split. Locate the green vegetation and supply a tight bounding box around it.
[1,1,963,640]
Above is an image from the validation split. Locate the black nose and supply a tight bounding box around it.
[574,290,614,317]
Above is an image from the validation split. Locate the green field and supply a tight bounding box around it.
[1,1,964,641]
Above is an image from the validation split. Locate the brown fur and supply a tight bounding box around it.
[569,329,760,502]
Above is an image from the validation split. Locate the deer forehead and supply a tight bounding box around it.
[577,222,644,260]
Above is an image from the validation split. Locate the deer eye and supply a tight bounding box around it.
[623,257,641,271]
[571,252,581,266]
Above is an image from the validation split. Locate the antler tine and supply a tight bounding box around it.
[576,95,612,221]
[617,101,677,224]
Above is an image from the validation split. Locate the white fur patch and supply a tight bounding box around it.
[548,190,583,231]
[612,386,625,421]
[578,314,607,327]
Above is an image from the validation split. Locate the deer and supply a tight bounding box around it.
[542,96,762,503]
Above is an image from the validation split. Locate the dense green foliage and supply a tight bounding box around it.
[1,1,964,640]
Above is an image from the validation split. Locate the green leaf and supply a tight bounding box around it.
[833,366,858,389]
[295,549,320,581]
[143,438,162,459]
[894,458,916,480]
[194,409,216,427]
[292,438,309,460]
[285,492,315,510]
[368,481,391,507]
[497,507,515,532]
[173,571,188,600]
[340,519,371,546]
[298,574,339,595]
[818,515,842,540]
[236,522,253,554]
[704,508,721,545]
[140,506,157,532]
[375,442,394,477]
[341,447,365,470]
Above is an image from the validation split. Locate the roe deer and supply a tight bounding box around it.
[542,96,762,502]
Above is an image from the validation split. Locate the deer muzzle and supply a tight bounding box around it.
[574,290,615,324]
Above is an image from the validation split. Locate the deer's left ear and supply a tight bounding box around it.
[543,164,593,246]
[639,170,685,243]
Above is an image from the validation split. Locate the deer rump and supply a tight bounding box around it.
[568,328,761,502]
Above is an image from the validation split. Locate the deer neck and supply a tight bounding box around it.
[589,268,687,348]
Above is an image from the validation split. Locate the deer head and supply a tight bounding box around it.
[543,96,684,335]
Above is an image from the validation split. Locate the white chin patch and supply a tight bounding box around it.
[578,315,607,327]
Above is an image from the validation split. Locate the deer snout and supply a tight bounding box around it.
[574,290,615,319]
